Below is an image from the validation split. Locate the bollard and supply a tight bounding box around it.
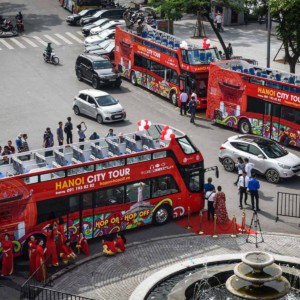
[185,207,192,230]
[239,210,246,233]
[198,211,204,235]
[212,214,218,238]
[231,215,237,238]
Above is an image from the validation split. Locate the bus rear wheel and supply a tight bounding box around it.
[239,119,251,134]
[153,205,170,226]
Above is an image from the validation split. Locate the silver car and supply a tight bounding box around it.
[219,135,300,183]
[73,89,126,124]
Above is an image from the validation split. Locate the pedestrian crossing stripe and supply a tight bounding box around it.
[21,37,38,47]
[77,31,84,36]
[66,32,83,43]
[0,39,14,49]
[33,36,48,46]
[10,38,26,48]
[55,34,73,45]
[44,34,62,46]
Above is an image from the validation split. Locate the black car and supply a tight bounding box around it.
[75,54,121,89]
[66,8,101,25]
[80,9,125,26]
[81,18,110,36]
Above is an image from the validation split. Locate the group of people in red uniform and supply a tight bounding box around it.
[102,232,127,256]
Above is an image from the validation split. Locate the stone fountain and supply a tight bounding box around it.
[226,251,291,299]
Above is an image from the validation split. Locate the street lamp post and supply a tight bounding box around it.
[267,6,271,68]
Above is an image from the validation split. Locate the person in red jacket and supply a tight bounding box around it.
[115,232,127,253]
[28,235,38,275]
[35,240,48,282]
[76,232,89,257]
[57,217,66,256]
[102,235,117,256]
[279,128,288,146]
[60,240,77,264]
[42,224,59,267]
[1,234,13,276]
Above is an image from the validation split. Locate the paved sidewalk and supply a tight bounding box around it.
[52,233,300,300]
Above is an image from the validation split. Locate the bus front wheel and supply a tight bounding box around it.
[239,119,251,134]
[170,91,178,106]
[130,71,137,85]
[153,205,171,226]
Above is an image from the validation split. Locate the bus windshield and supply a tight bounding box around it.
[177,137,198,154]
[187,49,221,65]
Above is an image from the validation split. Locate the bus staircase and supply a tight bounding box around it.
[20,254,95,300]
[276,191,300,225]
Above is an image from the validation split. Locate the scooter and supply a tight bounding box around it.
[43,51,59,65]
[0,21,17,35]
[14,19,24,32]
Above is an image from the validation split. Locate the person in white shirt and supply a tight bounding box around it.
[215,13,222,32]
[244,158,254,178]
[205,186,216,220]
[180,89,188,115]
[238,172,249,209]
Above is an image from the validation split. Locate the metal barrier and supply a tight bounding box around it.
[276,192,300,222]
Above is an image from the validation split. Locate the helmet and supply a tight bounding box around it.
[48,42,52,45]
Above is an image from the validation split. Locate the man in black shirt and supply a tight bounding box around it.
[64,117,73,144]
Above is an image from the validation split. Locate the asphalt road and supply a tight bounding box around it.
[1,0,300,236]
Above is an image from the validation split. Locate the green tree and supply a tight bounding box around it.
[149,0,245,59]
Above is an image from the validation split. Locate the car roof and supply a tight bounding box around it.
[108,20,125,24]
[81,53,108,61]
[228,134,275,144]
[79,89,109,97]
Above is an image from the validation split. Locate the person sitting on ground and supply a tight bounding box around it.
[115,232,127,253]
[102,234,117,256]
[76,232,89,257]
[60,240,77,264]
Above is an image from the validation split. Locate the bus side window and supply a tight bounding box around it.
[181,50,188,64]
[134,54,142,67]
[126,180,150,203]
[152,175,179,197]
[69,195,80,213]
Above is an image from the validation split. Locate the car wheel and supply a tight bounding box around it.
[130,71,137,85]
[170,91,178,106]
[96,114,103,124]
[223,157,235,172]
[74,105,80,115]
[265,169,280,184]
[76,20,81,26]
[76,69,83,81]
[115,81,122,88]
[153,205,170,226]
[92,76,99,89]
[239,119,251,134]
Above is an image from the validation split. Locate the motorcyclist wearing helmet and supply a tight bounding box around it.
[45,42,52,61]
[16,12,23,21]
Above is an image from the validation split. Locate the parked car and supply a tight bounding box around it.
[73,89,126,124]
[75,54,121,89]
[84,29,115,47]
[90,20,125,35]
[219,135,300,184]
[89,42,115,60]
[84,39,114,53]
[66,8,101,26]
[80,9,125,26]
[81,18,110,36]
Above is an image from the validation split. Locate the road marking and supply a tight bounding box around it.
[66,32,84,43]
[9,38,26,48]
[44,35,62,46]
[33,36,47,46]
[0,39,14,49]
[21,37,38,47]
[54,33,73,45]
[77,31,84,36]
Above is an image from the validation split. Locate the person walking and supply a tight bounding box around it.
[227,43,233,58]
[205,186,216,221]
[57,122,64,146]
[28,235,38,275]
[248,173,260,211]
[215,13,222,32]
[204,177,215,193]
[234,157,245,185]
[244,158,254,178]
[22,134,29,152]
[7,141,15,154]
[180,89,188,115]
[64,117,73,144]
[15,133,23,152]
[238,171,249,209]
[214,186,230,224]
[35,240,48,282]
[42,224,59,267]
[1,234,13,276]
[188,96,197,124]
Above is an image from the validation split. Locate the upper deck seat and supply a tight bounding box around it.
[249,68,255,75]
[275,74,281,81]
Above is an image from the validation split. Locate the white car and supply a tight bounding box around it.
[90,20,125,35]
[219,134,300,183]
[73,89,126,124]
[84,29,115,47]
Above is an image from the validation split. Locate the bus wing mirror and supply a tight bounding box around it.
[204,166,219,178]
[216,167,219,178]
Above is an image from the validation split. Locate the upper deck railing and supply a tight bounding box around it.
[0,124,185,180]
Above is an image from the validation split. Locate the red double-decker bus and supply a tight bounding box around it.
[115,25,221,109]
[0,124,218,258]
[206,60,300,147]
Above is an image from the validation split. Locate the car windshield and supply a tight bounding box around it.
[95,19,108,26]
[101,22,114,30]
[257,142,288,158]
[95,95,118,106]
[79,9,89,16]
[93,11,102,17]
[93,60,113,69]
[98,31,110,39]
[105,43,115,52]
[98,40,111,48]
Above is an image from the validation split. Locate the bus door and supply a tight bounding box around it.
[179,75,187,92]
[187,168,202,212]
[142,57,150,88]
[263,102,281,140]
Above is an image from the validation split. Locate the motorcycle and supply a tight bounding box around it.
[43,50,59,65]
[0,20,17,35]
[14,19,24,32]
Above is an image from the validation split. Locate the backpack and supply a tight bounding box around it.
[284,136,291,146]
[64,123,70,134]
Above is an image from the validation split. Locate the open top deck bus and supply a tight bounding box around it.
[206,59,300,147]
[0,124,217,258]
[115,25,221,109]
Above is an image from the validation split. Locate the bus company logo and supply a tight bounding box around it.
[257,87,300,103]
[137,45,161,60]
[183,157,194,163]
[141,164,173,175]
[194,66,208,71]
